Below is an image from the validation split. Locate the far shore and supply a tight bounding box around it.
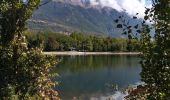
[43,51,141,56]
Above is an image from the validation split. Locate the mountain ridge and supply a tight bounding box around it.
[28,0,135,37]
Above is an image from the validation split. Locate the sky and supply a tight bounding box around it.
[24,0,152,18]
[89,0,152,18]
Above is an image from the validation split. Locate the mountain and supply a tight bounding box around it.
[28,0,134,37]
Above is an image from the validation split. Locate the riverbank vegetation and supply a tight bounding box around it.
[24,32,140,52]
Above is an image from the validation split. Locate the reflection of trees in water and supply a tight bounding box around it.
[54,55,141,100]
[55,55,139,73]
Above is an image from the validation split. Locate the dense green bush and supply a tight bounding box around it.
[0,0,59,99]
[125,0,170,99]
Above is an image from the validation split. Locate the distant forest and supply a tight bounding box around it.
[24,32,140,52]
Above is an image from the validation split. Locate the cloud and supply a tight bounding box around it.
[89,0,151,18]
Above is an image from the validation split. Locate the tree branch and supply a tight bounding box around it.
[39,0,52,7]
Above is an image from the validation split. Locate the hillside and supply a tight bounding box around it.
[28,0,137,37]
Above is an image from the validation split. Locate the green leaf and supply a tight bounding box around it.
[114,19,119,23]
[133,16,137,19]
[122,32,127,35]
[117,24,123,28]
[134,24,138,29]
[128,29,132,33]
[144,16,149,20]
[127,26,132,29]
[136,30,141,33]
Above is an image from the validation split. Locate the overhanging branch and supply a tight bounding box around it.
[39,0,52,7]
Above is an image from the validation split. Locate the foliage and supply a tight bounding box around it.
[116,0,170,99]
[25,32,140,52]
[45,36,60,51]
[0,0,59,99]
[140,0,170,99]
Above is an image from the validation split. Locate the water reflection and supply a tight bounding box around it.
[53,55,141,100]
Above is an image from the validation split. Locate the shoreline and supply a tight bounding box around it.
[43,51,141,56]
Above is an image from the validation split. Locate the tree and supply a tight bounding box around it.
[122,0,170,99]
[84,37,93,51]
[45,37,60,51]
[140,1,170,99]
[0,0,59,99]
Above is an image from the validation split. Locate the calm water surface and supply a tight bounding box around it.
[53,55,141,100]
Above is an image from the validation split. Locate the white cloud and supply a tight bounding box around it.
[89,0,152,18]
[98,0,123,11]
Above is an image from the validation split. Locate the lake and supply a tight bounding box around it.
[53,55,141,100]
